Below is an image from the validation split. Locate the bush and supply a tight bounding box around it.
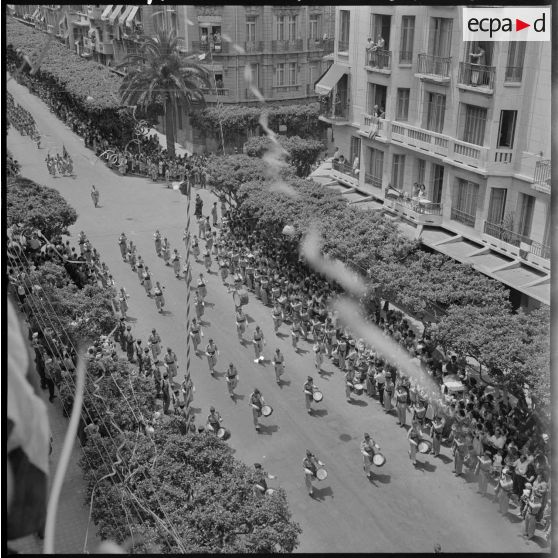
[7,150,21,177]
[7,177,78,238]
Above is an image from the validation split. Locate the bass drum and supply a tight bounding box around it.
[265,488,276,496]
[353,383,364,396]
[216,427,231,440]
[316,468,328,481]
[261,405,273,417]
[372,453,386,467]
[313,390,323,402]
[233,289,249,307]
[418,440,432,454]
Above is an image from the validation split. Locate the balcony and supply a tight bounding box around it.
[529,241,551,261]
[416,53,451,83]
[318,102,350,125]
[533,160,551,194]
[337,40,349,54]
[201,88,230,100]
[191,40,228,54]
[364,49,391,74]
[450,207,476,227]
[307,37,335,54]
[331,160,360,188]
[360,114,386,141]
[399,51,413,65]
[271,39,303,53]
[504,66,523,83]
[384,196,443,226]
[244,41,264,54]
[95,41,114,56]
[364,172,382,189]
[272,84,302,93]
[458,62,495,93]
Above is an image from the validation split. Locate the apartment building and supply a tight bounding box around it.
[315,6,551,309]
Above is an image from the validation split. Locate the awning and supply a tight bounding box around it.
[125,6,139,27]
[31,8,39,20]
[314,63,348,96]
[74,19,90,26]
[108,5,123,25]
[119,5,133,25]
[101,5,113,21]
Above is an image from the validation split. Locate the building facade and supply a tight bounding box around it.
[315,6,550,308]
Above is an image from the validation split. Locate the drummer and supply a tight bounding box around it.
[235,306,247,341]
[407,421,421,467]
[430,415,445,457]
[395,384,408,427]
[303,449,324,497]
[360,433,380,480]
[252,326,265,363]
[206,406,222,434]
[226,362,239,399]
[205,338,218,374]
[148,328,162,361]
[272,348,285,384]
[304,376,316,414]
[272,302,283,334]
[253,463,276,497]
[249,388,265,431]
[189,318,202,353]
[197,273,207,301]
[344,367,355,403]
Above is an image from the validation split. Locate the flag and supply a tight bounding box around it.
[7,300,50,540]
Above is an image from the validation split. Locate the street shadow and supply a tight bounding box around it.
[258,424,279,435]
[200,319,211,326]
[296,348,310,355]
[506,513,523,524]
[259,359,271,366]
[190,407,202,415]
[233,394,245,401]
[278,380,291,388]
[416,460,437,473]
[317,369,334,378]
[161,310,173,316]
[205,301,216,308]
[125,316,138,322]
[276,332,288,339]
[212,370,226,379]
[437,454,453,465]
[246,315,256,324]
[526,535,548,548]
[339,433,352,442]
[373,473,391,484]
[349,399,368,407]
[312,408,328,418]
[312,486,334,501]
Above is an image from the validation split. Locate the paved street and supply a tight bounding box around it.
[7,76,548,554]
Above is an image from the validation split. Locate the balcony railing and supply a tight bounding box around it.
[191,40,228,54]
[271,39,303,52]
[272,84,301,93]
[458,62,495,90]
[338,40,349,53]
[399,50,413,64]
[504,66,523,82]
[364,172,382,189]
[534,160,551,189]
[483,221,529,247]
[392,197,443,215]
[365,49,391,71]
[201,88,230,97]
[307,37,334,54]
[417,53,451,78]
[530,241,550,260]
[332,160,355,176]
[244,41,264,53]
[451,207,476,227]
[319,102,349,121]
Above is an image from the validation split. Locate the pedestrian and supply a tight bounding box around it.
[384,377,394,413]
[197,273,207,300]
[91,185,99,208]
[235,306,247,341]
[395,384,408,426]
[523,492,543,540]
[194,193,203,218]
[127,247,136,271]
[135,340,144,375]
[154,281,165,312]
[344,367,355,403]
[374,363,386,405]
[136,256,144,283]
[360,433,380,480]
[189,317,202,353]
[198,215,206,240]
[475,450,493,496]
[125,327,135,363]
[253,463,275,497]
[194,289,205,321]
[304,376,316,414]
[226,362,238,398]
[143,266,152,296]
[154,229,162,257]
[303,450,324,497]
[172,249,181,278]
[291,320,301,351]
[142,348,152,377]
[211,201,218,226]
[118,233,128,261]
[498,468,514,515]
[43,358,57,403]
[249,388,265,431]
[272,348,285,384]
[219,258,229,284]
[119,321,128,352]
[181,375,194,409]
[162,238,171,265]
[192,235,201,261]
[313,342,324,373]
[206,406,222,434]
[148,328,162,361]
[161,373,172,414]
[272,302,282,334]
[407,422,421,467]
[252,326,265,363]
[453,432,466,476]
[118,287,129,319]
[163,347,178,380]
[205,339,218,374]
[203,249,212,273]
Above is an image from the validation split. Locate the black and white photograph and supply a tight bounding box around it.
[5,3,552,554]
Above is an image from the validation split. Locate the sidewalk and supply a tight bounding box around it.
[8,387,102,554]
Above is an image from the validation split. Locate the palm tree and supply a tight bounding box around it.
[118,28,211,159]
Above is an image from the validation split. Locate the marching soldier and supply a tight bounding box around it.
[148,328,162,361]
[226,362,239,399]
[205,338,218,374]
[249,388,265,431]
[197,273,207,301]
[163,347,178,380]
[118,233,128,261]
[153,281,165,313]
[206,406,222,434]
[303,450,324,497]
[272,348,285,384]
[252,326,265,363]
[154,229,162,257]
[235,306,247,341]
[304,376,317,414]
[189,317,202,353]
[344,367,355,403]
[162,238,171,265]
[272,302,282,334]
[361,433,380,480]
[253,463,276,497]
[171,249,181,278]
[194,289,205,321]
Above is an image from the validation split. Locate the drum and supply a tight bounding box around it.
[418,440,432,454]
[261,405,273,417]
[313,390,323,402]
[265,488,276,496]
[316,468,328,481]
[233,289,249,307]
[372,453,386,467]
[353,383,364,396]
[216,427,231,440]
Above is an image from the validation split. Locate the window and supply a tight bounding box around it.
[367,83,387,115]
[464,41,493,66]
[428,17,452,58]
[487,188,507,224]
[339,10,350,50]
[367,148,384,188]
[309,62,319,87]
[276,15,285,41]
[517,193,535,238]
[309,14,320,39]
[391,154,406,189]
[416,158,426,186]
[288,62,297,85]
[460,104,487,146]
[497,110,517,148]
[505,42,526,82]
[287,15,297,40]
[451,178,479,227]
[246,16,256,43]
[395,88,410,121]
[399,15,415,63]
[425,93,446,133]
[275,63,285,86]
[431,164,444,204]
[371,13,391,49]
[350,136,361,164]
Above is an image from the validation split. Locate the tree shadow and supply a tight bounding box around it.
[258,424,279,435]
[312,408,328,418]
[349,399,368,407]
[339,433,352,442]
[312,485,334,501]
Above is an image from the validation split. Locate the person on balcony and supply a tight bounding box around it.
[366,37,374,65]
[352,155,360,177]
[373,35,385,69]
[469,45,485,86]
